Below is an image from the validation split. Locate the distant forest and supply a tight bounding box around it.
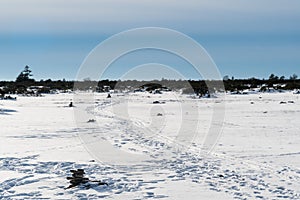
[0,66,299,96]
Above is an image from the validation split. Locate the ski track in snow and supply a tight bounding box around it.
[1,93,300,199]
[82,95,300,199]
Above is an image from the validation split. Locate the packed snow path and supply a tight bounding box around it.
[79,94,300,199]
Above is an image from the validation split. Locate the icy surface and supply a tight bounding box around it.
[0,92,299,199]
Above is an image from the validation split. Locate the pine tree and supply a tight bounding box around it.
[16,66,34,82]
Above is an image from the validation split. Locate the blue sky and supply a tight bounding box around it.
[0,0,300,80]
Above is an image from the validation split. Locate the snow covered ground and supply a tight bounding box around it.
[0,91,300,199]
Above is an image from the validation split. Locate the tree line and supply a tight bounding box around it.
[0,66,299,96]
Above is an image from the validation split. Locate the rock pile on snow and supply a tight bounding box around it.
[66,169,108,189]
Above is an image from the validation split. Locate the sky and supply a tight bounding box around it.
[0,0,300,80]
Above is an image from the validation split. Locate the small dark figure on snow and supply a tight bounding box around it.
[65,169,108,189]
[69,102,73,107]
[107,94,111,98]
